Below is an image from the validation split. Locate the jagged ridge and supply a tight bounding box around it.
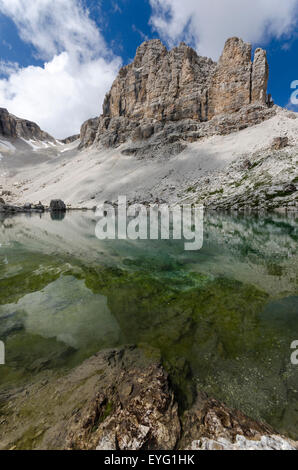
[0,108,55,143]
[79,37,274,150]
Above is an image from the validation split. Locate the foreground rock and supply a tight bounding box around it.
[180,394,296,450]
[0,347,180,450]
[0,347,296,451]
[79,37,274,152]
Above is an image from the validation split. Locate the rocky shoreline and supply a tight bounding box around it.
[0,199,75,214]
[0,346,296,451]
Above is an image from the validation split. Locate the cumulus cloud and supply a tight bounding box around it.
[149,0,298,59]
[0,0,121,138]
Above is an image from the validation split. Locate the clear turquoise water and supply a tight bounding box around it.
[0,211,297,439]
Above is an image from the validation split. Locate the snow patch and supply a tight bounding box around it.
[20,138,59,151]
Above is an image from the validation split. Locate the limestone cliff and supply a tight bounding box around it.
[208,37,269,118]
[104,39,215,122]
[79,37,273,150]
[0,108,55,142]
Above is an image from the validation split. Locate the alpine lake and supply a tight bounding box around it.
[0,210,297,440]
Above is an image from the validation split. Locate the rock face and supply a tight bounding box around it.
[104,40,215,122]
[79,37,273,151]
[0,108,17,138]
[79,117,100,149]
[252,48,269,104]
[208,38,269,118]
[0,108,55,142]
[179,394,297,450]
[59,134,80,145]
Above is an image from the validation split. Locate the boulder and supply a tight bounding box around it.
[272,136,289,150]
[282,183,296,194]
[33,202,45,213]
[50,200,66,212]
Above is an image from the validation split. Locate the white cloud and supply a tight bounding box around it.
[0,60,19,75]
[149,0,298,59]
[0,0,121,138]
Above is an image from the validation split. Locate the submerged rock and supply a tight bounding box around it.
[0,312,25,338]
[0,346,297,451]
[0,347,180,450]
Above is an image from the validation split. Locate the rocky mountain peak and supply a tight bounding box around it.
[220,37,252,65]
[0,107,55,142]
[102,38,216,125]
[80,36,274,150]
[208,37,269,118]
[133,39,167,67]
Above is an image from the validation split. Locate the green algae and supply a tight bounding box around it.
[0,266,61,306]
[97,400,114,427]
[12,426,46,451]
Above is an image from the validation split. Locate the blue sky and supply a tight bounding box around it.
[0,0,297,138]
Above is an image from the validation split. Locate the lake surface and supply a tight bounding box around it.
[0,211,297,439]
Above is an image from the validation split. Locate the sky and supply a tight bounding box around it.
[0,0,298,139]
